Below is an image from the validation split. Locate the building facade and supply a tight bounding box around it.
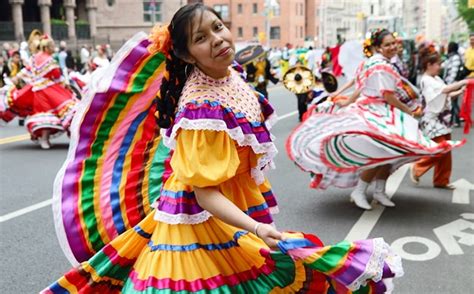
[202,0,306,48]
[318,0,363,47]
[306,0,320,47]
[402,0,421,39]
[1,0,185,45]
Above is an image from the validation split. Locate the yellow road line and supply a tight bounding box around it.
[0,134,30,145]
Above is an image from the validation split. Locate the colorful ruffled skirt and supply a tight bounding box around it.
[0,82,77,138]
[0,84,33,122]
[26,83,77,138]
[43,211,403,293]
[287,98,465,189]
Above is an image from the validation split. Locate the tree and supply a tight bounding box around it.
[457,0,474,32]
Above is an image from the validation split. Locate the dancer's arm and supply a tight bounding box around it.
[194,186,282,249]
[336,87,362,107]
[331,78,355,98]
[383,91,412,115]
[449,86,465,98]
[442,79,467,94]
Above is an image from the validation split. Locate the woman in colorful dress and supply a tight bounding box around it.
[287,29,463,210]
[43,4,403,293]
[10,35,77,149]
[411,45,467,188]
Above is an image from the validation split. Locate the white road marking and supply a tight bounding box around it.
[451,178,474,204]
[0,199,52,223]
[433,215,474,255]
[344,164,409,241]
[268,85,285,92]
[391,236,442,261]
[277,111,298,121]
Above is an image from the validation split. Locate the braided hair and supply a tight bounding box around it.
[155,3,222,128]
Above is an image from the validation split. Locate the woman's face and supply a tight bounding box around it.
[12,54,20,64]
[44,42,55,54]
[186,10,235,79]
[377,34,397,59]
[426,60,441,75]
[397,42,403,55]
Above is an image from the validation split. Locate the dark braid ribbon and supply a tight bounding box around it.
[155,51,188,128]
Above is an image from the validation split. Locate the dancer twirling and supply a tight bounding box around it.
[10,35,77,149]
[287,29,464,210]
[43,5,402,293]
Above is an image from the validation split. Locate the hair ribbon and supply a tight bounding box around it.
[149,24,172,58]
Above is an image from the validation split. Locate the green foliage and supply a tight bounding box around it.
[51,18,66,25]
[457,0,474,32]
[75,19,90,25]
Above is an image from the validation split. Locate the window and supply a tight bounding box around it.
[253,3,258,14]
[107,0,115,6]
[273,5,280,16]
[143,1,162,22]
[214,5,229,19]
[238,27,243,38]
[300,3,304,15]
[253,27,258,37]
[270,26,280,40]
[300,26,303,38]
[237,3,243,14]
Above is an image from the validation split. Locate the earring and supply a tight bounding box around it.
[185,64,192,77]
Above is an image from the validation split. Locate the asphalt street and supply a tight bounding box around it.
[0,84,473,293]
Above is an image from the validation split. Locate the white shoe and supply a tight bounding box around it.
[39,138,51,150]
[373,192,395,207]
[350,191,372,210]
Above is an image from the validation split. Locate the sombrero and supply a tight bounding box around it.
[321,72,338,93]
[282,66,316,94]
[235,45,266,66]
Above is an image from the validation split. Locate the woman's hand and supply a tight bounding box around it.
[412,107,423,118]
[256,223,283,250]
[10,76,19,85]
[335,99,352,107]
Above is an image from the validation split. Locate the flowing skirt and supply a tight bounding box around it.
[286,98,464,189]
[43,212,403,293]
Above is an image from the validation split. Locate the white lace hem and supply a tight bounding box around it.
[153,210,212,225]
[347,238,404,291]
[265,113,278,130]
[162,118,278,185]
[269,206,280,214]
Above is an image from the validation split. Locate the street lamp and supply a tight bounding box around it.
[264,0,279,48]
[150,0,156,26]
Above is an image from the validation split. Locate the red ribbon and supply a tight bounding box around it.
[460,79,474,134]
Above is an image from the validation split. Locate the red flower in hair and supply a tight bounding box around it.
[149,24,172,58]
[363,38,373,58]
[427,43,437,54]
